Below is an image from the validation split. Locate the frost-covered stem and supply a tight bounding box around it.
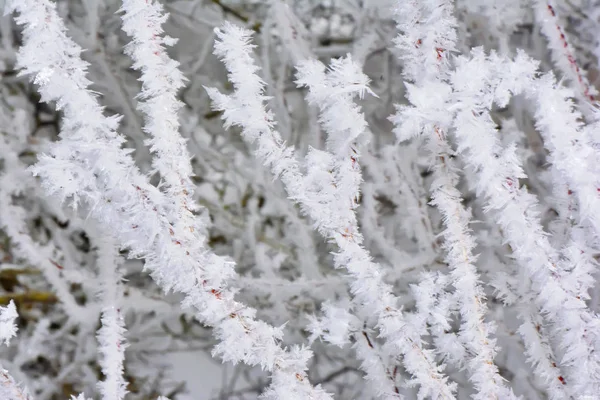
[549,177,578,247]
[518,71,599,320]
[532,0,597,103]
[557,228,598,300]
[274,11,407,388]
[517,305,570,400]
[0,119,91,325]
[427,139,511,399]
[0,175,91,326]
[482,222,569,399]
[408,272,451,346]
[451,50,600,396]
[296,61,453,397]
[0,370,31,400]
[95,236,128,400]
[410,274,473,370]
[208,23,456,399]
[0,301,17,347]
[362,148,436,254]
[360,179,414,268]
[548,174,597,302]
[6,2,330,398]
[308,302,402,398]
[0,302,31,400]
[354,330,402,399]
[119,0,200,236]
[392,1,511,397]
[527,75,600,243]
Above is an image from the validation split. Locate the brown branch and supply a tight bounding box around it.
[0,291,58,305]
[211,0,249,23]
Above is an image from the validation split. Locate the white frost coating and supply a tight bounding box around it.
[531,0,597,103]
[208,22,456,400]
[95,236,128,400]
[4,0,600,398]
[0,301,17,346]
[0,369,32,400]
[451,49,600,397]
[391,1,514,398]
[119,0,202,238]
[0,301,31,400]
[5,1,331,398]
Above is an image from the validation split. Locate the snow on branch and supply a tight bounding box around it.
[451,48,600,397]
[5,0,600,398]
[271,9,408,394]
[296,56,374,158]
[0,302,31,400]
[208,22,456,399]
[0,301,17,346]
[527,72,600,242]
[391,2,513,398]
[95,235,127,400]
[532,0,597,103]
[5,1,331,398]
[119,0,202,236]
[0,369,32,400]
[0,173,92,326]
[517,307,570,400]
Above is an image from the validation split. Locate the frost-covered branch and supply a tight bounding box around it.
[95,235,127,400]
[6,1,330,398]
[532,0,597,103]
[391,2,512,398]
[528,73,600,241]
[0,369,32,400]
[119,0,202,236]
[0,301,17,346]
[208,22,456,399]
[4,0,600,398]
[0,302,31,400]
[451,49,600,396]
[0,116,92,325]
[517,306,570,400]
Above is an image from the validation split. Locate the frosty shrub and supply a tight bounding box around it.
[1,0,600,399]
